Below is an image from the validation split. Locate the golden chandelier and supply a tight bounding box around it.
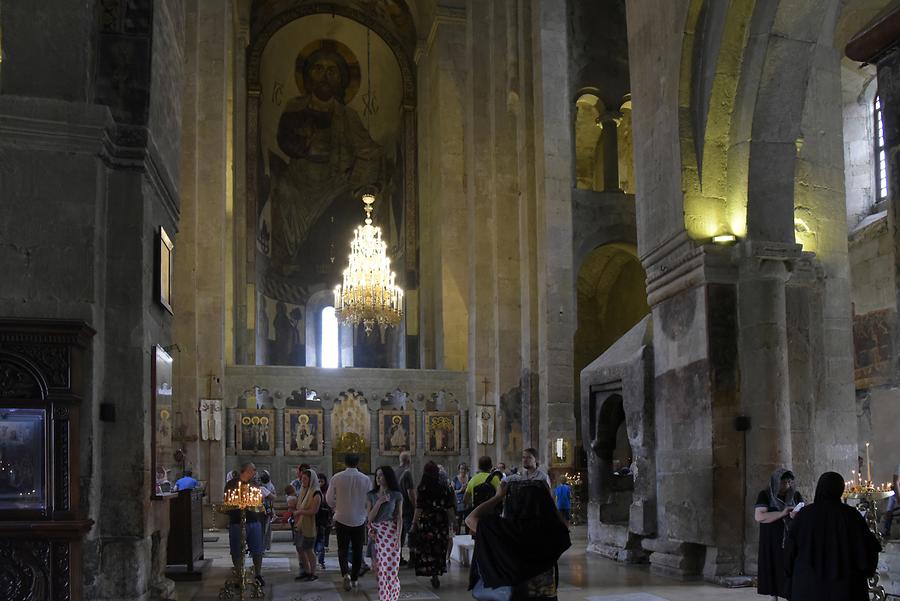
[334,194,404,334]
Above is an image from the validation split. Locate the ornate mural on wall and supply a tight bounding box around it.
[236,409,275,455]
[285,408,324,456]
[425,411,459,455]
[331,389,371,472]
[378,409,414,455]
[252,11,412,367]
[853,308,895,388]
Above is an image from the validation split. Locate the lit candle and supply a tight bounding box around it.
[866,442,871,483]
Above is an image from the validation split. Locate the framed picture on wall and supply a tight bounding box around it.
[424,411,459,455]
[549,437,573,469]
[378,410,415,456]
[150,345,174,497]
[284,408,324,456]
[157,226,174,314]
[236,409,275,455]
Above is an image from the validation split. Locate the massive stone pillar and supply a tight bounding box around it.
[464,0,499,464]
[173,0,231,504]
[455,0,575,467]
[1,1,186,598]
[737,245,797,513]
[530,0,576,464]
[417,5,468,372]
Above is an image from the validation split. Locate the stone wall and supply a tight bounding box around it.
[0,0,186,598]
[842,63,878,226]
[847,212,900,488]
[850,213,895,389]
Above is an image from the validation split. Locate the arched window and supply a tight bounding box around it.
[875,94,888,202]
[321,306,339,368]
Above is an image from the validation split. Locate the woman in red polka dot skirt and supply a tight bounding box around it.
[366,466,404,601]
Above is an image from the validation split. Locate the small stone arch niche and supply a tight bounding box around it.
[592,394,634,522]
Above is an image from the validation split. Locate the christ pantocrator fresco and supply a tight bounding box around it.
[267,39,383,291]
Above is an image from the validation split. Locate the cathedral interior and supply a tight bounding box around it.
[4,0,900,599]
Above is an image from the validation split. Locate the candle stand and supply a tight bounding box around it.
[845,488,895,601]
[216,484,265,601]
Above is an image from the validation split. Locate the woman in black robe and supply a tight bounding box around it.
[755,468,803,600]
[785,471,881,601]
[465,479,570,601]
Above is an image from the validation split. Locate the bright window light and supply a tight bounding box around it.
[321,306,339,368]
[875,95,888,201]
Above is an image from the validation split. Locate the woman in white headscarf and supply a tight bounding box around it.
[293,468,322,581]
[754,468,804,600]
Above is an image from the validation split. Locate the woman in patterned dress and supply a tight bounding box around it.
[366,466,404,601]
[411,461,456,588]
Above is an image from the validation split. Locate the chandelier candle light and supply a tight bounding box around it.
[334,194,404,335]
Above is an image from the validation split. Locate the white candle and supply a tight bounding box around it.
[866,442,871,483]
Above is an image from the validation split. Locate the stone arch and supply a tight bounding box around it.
[0,351,49,400]
[575,243,650,382]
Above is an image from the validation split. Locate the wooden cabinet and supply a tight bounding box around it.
[167,489,205,574]
[0,319,94,601]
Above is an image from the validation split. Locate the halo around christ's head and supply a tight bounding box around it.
[294,38,362,104]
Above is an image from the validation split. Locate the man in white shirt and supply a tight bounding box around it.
[507,447,552,489]
[325,453,372,591]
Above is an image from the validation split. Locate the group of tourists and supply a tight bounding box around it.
[755,468,888,601]
[451,448,564,532]
[222,448,572,601]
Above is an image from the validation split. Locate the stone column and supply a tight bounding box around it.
[464,0,499,461]
[274,408,285,457]
[598,112,622,192]
[531,0,576,463]
[877,51,900,387]
[226,408,237,454]
[322,395,334,475]
[369,401,379,470]
[174,0,231,500]
[737,241,800,555]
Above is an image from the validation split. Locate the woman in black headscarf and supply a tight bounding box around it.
[755,468,803,600]
[785,471,881,601]
[465,480,570,601]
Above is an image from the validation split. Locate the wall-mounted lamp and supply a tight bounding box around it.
[712,234,737,245]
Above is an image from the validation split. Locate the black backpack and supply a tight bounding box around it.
[472,471,502,508]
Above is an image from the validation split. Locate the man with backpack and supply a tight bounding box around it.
[464,456,503,511]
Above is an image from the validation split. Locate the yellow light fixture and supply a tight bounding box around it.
[712,233,737,245]
[334,194,404,335]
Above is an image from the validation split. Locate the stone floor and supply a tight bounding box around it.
[172,527,762,601]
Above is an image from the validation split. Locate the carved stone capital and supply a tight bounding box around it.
[735,239,803,280]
